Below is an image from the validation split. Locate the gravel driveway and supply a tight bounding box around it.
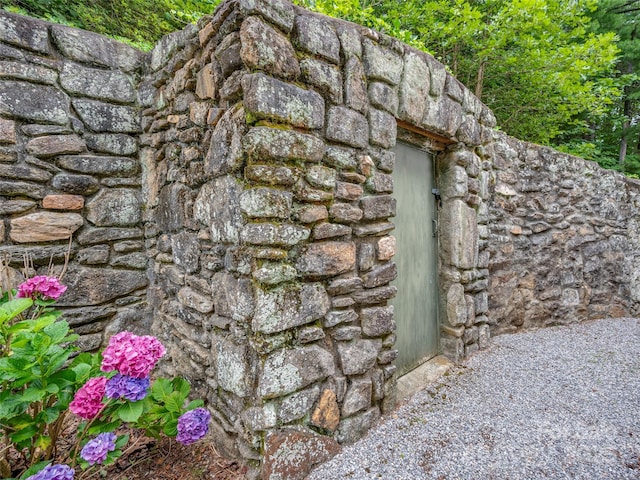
[307,318,640,479]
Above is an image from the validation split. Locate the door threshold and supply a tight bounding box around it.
[396,355,452,404]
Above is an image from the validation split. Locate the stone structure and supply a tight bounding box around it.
[0,1,639,478]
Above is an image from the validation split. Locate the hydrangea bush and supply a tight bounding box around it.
[0,275,210,480]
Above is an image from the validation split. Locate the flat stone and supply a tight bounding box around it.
[0,80,69,124]
[293,15,341,64]
[57,155,138,177]
[342,377,372,417]
[214,336,253,398]
[0,164,51,182]
[298,205,328,224]
[52,174,99,195]
[0,118,16,144]
[258,345,335,398]
[446,283,467,327]
[205,105,246,176]
[363,39,403,85]
[0,61,57,84]
[252,262,297,285]
[177,286,213,313]
[26,135,86,157]
[336,182,364,201]
[241,223,310,247]
[0,244,78,267]
[77,245,110,265]
[0,12,49,54]
[42,194,84,210]
[76,227,142,245]
[300,58,343,104]
[369,81,399,115]
[86,189,141,227]
[361,195,396,220]
[244,165,296,186]
[326,106,369,148]
[0,199,35,215]
[337,407,380,445]
[332,326,362,341]
[313,223,351,240]
[85,134,137,156]
[57,266,147,307]
[51,24,143,71]
[344,57,368,113]
[306,165,336,190]
[329,202,363,223]
[149,23,197,71]
[243,127,325,163]
[327,277,363,295]
[72,99,140,133]
[296,241,356,279]
[252,282,330,334]
[240,187,292,219]
[297,326,325,344]
[377,236,396,260]
[441,198,478,269]
[110,252,147,270]
[239,0,295,32]
[0,180,46,199]
[214,33,243,77]
[240,16,300,79]
[211,272,255,322]
[310,389,340,431]
[323,309,358,328]
[10,212,83,243]
[324,146,358,170]
[171,231,200,273]
[421,95,463,138]
[279,385,321,424]
[366,171,394,194]
[242,73,325,129]
[21,125,71,136]
[293,180,334,203]
[361,305,396,337]
[60,61,136,103]
[352,285,397,305]
[337,339,382,375]
[369,108,397,149]
[262,428,341,480]
[398,51,430,124]
[358,243,375,272]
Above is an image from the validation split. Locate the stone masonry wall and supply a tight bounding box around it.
[0,12,149,350]
[140,1,493,477]
[2,2,639,479]
[487,133,640,334]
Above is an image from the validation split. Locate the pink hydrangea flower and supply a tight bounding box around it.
[16,276,67,301]
[69,377,107,419]
[101,331,166,379]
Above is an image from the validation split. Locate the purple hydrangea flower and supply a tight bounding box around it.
[80,432,117,465]
[176,407,210,445]
[25,463,74,480]
[105,374,150,401]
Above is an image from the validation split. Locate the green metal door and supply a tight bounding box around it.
[392,141,439,375]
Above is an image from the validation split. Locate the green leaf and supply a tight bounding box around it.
[0,298,33,323]
[164,392,184,413]
[162,418,178,437]
[43,320,69,344]
[117,400,144,423]
[186,399,204,410]
[151,378,173,402]
[172,377,191,399]
[19,386,47,403]
[115,433,130,449]
[9,423,38,445]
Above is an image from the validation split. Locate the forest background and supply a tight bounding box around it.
[1,0,638,176]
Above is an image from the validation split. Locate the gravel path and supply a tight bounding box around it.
[308,318,640,480]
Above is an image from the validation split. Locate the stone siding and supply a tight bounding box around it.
[487,134,640,333]
[0,2,639,478]
[0,11,148,350]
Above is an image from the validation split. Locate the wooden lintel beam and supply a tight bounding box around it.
[396,120,455,145]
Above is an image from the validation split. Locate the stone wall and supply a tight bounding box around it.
[0,12,149,350]
[487,134,640,334]
[1,1,639,478]
[139,1,493,477]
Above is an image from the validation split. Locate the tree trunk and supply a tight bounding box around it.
[475,60,486,100]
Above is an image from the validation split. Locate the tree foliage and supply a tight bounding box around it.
[2,0,638,174]
[0,0,220,49]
